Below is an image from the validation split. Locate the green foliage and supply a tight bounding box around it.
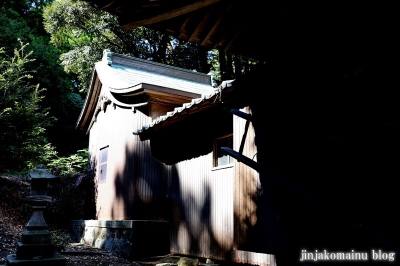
[46,164,97,226]
[47,148,89,176]
[43,0,131,92]
[2,1,89,158]
[50,229,71,252]
[43,0,212,93]
[27,34,88,156]
[0,41,54,173]
[208,49,221,82]
[0,1,55,49]
[0,6,31,56]
[67,92,84,109]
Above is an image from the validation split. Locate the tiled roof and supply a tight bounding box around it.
[95,62,213,95]
[76,50,216,132]
[133,80,235,136]
[96,50,215,96]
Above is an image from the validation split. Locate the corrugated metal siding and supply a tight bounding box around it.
[89,102,137,220]
[131,111,170,220]
[88,100,275,264]
[231,250,275,266]
[169,152,234,260]
[89,93,169,220]
[168,106,275,264]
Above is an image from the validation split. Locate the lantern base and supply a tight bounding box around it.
[6,253,66,266]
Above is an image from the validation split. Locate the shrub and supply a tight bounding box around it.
[0,41,54,174]
[50,229,72,252]
[47,148,89,176]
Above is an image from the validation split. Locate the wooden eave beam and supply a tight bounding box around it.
[121,0,222,30]
[223,23,245,52]
[200,3,232,46]
[214,29,230,49]
[101,0,118,10]
[188,9,213,42]
[178,13,194,39]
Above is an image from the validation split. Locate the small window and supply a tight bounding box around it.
[213,134,233,167]
[98,146,108,183]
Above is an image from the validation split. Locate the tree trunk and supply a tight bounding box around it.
[234,55,243,78]
[197,45,210,74]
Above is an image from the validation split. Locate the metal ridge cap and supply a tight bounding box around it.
[103,49,212,78]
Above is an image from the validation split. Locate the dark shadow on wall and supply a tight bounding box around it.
[168,176,230,260]
[113,140,169,221]
[112,139,232,260]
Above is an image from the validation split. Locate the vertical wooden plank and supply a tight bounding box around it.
[233,106,262,250]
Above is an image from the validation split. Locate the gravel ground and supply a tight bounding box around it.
[0,226,183,266]
[0,175,151,266]
[0,218,153,266]
[0,175,213,266]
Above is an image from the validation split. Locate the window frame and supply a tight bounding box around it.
[98,145,109,184]
[213,133,233,168]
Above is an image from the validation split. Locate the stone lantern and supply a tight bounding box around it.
[6,164,66,265]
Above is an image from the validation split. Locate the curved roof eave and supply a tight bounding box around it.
[133,80,236,139]
[95,60,214,96]
[94,61,133,90]
[76,50,216,133]
[75,67,100,132]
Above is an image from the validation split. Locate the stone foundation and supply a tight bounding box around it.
[70,220,169,259]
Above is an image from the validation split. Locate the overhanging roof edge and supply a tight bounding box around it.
[75,67,99,132]
[133,80,236,140]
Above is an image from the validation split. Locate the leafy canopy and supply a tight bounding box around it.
[43,0,212,93]
[0,41,54,173]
